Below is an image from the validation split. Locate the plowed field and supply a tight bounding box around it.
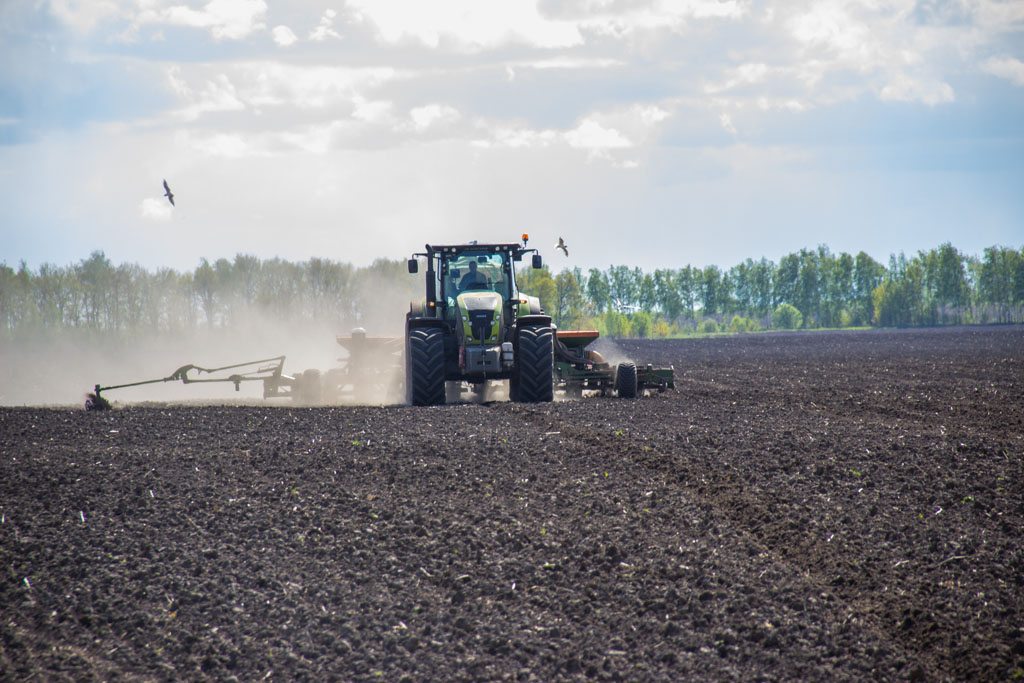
[2,326,1022,681]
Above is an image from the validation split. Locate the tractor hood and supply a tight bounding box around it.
[457,291,503,344]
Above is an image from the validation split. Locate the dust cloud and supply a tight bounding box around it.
[590,336,634,367]
[0,306,411,409]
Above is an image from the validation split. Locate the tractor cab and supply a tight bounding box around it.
[406,237,543,320]
[442,250,512,305]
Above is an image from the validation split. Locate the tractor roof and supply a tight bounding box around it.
[424,243,523,254]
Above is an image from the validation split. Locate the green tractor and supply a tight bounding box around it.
[405,236,553,405]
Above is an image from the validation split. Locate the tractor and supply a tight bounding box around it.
[405,236,553,405]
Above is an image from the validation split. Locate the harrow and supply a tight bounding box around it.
[86,356,288,410]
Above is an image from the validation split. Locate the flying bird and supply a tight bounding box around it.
[555,237,568,257]
[613,297,639,314]
[162,179,175,206]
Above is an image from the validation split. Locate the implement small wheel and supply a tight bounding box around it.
[615,361,638,398]
[407,327,446,406]
[85,391,111,411]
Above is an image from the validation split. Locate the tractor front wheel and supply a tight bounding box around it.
[407,327,446,406]
[515,325,554,403]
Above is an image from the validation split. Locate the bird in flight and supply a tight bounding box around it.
[613,297,638,313]
[555,237,568,256]
[163,179,175,206]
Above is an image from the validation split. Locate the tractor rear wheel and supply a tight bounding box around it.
[615,361,638,398]
[515,325,553,403]
[295,369,322,404]
[407,327,446,406]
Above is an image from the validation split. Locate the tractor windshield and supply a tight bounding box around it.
[441,250,512,303]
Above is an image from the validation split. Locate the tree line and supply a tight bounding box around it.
[520,242,1024,335]
[0,252,418,338]
[1,242,1022,340]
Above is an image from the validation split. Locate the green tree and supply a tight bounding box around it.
[729,260,753,315]
[653,268,683,320]
[676,266,698,319]
[748,258,774,316]
[608,265,637,310]
[77,250,114,330]
[978,246,1020,322]
[772,302,803,329]
[637,271,656,312]
[873,253,926,326]
[194,258,219,327]
[629,310,652,338]
[233,254,262,311]
[853,251,885,326]
[700,265,722,315]
[938,243,967,322]
[773,253,799,309]
[1014,250,1024,319]
[116,263,148,331]
[553,268,586,329]
[586,268,610,314]
[796,248,822,327]
[518,265,557,318]
[602,309,629,337]
[823,251,853,327]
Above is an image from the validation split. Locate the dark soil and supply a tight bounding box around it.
[2,326,1022,681]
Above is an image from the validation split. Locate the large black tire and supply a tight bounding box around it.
[295,369,322,404]
[515,325,554,403]
[407,327,446,406]
[615,361,638,398]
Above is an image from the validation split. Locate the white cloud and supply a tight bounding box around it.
[139,196,173,221]
[755,97,806,112]
[347,0,582,50]
[238,63,399,110]
[981,56,1024,86]
[637,105,670,126]
[480,127,559,149]
[309,9,341,41]
[779,2,972,107]
[166,67,245,121]
[279,122,346,155]
[575,0,746,39]
[352,97,396,124]
[565,118,632,158]
[879,72,955,105]
[973,0,1024,26]
[137,0,267,41]
[160,62,401,120]
[511,56,624,70]
[410,104,461,132]
[47,0,125,33]
[704,62,771,94]
[719,112,737,135]
[271,25,297,47]
[180,130,263,158]
[788,2,871,57]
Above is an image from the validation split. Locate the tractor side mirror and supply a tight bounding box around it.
[408,258,418,274]
[532,254,542,269]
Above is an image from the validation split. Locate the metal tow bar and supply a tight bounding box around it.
[86,356,286,410]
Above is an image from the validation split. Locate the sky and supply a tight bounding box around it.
[1,0,1022,276]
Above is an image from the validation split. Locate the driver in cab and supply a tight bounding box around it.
[458,260,488,291]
